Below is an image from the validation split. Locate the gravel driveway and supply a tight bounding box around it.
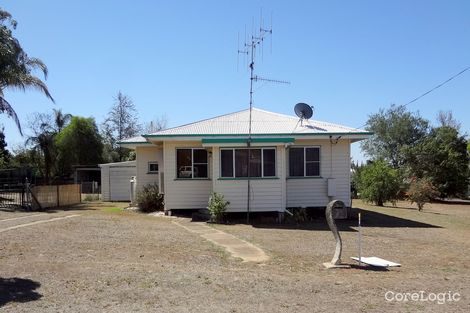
[0,201,469,312]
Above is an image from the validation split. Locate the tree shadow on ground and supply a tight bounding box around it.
[433,198,470,206]
[0,203,96,213]
[40,205,97,213]
[381,205,448,215]
[249,207,441,232]
[0,277,42,307]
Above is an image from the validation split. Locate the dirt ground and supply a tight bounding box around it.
[0,200,469,312]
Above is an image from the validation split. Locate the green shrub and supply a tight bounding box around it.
[83,194,99,202]
[294,207,309,223]
[137,183,164,213]
[284,207,309,223]
[207,192,229,223]
[407,177,438,211]
[357,160,401,206]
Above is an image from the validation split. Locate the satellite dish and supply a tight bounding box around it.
[294,103,313,120]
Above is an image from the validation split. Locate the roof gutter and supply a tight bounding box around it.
[143,132,373,138]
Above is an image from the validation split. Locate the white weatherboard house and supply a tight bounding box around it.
[119,108,371,214]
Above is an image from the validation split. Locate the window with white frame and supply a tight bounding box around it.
[289,147,320,177]
[148,162,159,174]
[176,148,208,178]
[220,148,276,178]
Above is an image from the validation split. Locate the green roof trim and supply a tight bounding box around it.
[143,132,373,138]
[202,137,295,144]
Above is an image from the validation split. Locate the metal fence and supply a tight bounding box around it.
[0,181,32,210]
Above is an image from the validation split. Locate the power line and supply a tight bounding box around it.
[349,65,470,132]
[403,66,470,106]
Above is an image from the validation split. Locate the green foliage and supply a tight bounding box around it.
[52,109,72,132]
[284,208,311,223]
[0,8,53,134]
[10,145,41,171]
[103,207,123,213]
[137,184,164,213]
[360,105,468,200]
[207,192,229,223]
[407,177,438,211]
[357,160,401,206]
[84,194,100,201]
[26,114,57,183]
[407,126,469,198]
[361,104,429,168]
[55,116,103,176]
[292,207,309,223]
[350,161,364,199]
[0,129,10,168]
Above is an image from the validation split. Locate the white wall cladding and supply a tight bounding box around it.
[286,140,351,207]
[109,166,136,201]
[100,166,110,200]
[99,161,136,201]
[138,138,351,211]
[212,145,286,212]
[135,146,163,192]
[163,141,213,210]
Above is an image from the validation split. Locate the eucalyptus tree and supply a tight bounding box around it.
[361,104,429,168]
[101,91,141,161]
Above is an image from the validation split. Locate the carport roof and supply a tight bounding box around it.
[98,160,136,167]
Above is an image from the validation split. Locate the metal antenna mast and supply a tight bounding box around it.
[238,14,289,224]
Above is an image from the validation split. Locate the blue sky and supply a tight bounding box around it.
[2,0,469,162]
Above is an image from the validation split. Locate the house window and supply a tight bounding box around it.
[289,147,320,177]
[148,162,159,174]
[176,148,208,178]
[220,148,276,178]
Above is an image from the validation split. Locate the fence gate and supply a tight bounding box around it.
[0,178,35,210]
[0,179,81,211]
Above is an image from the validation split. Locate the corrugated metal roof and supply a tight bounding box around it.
[120,108,369,143]
[146,108,368,136]
[119,135,148,144]
[98,160,136,167]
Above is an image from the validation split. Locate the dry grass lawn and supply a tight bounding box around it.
[0,200,469,312]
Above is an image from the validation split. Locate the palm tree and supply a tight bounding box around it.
[0,8,54,135]
[26,126,56,184]
[53,109,72,132]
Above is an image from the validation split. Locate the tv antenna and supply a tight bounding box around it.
[237,12,290,224]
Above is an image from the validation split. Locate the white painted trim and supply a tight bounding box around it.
[287,146,321,178]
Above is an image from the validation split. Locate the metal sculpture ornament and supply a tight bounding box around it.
[323,200,350,269]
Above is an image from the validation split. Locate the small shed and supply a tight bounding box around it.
[99,161,136,201]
